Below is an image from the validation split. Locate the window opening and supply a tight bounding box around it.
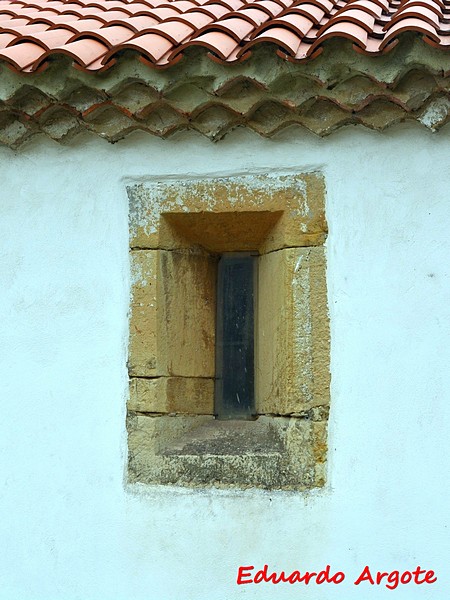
[214,253,257,420]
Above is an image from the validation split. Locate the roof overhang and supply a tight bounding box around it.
[1,35,450,148]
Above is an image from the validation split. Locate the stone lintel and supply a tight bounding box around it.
[128,173,327,253]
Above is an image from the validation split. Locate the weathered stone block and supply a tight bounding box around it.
[127,414,326,490]
[161,210,282,253]
[127,173,327,252]
[260,173,328,253]
[257,246,330,414]
[158,249,216,377]
[128,377,214,414]
[128,248,216,378]
[128,250,158,377]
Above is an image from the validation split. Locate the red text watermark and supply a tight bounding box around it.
[236,564,437,590]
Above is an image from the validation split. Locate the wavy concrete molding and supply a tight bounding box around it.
[1,37,450,148]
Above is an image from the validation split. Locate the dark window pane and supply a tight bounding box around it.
[215,253,256,420]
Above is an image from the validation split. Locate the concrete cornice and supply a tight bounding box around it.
[1,36,450,148]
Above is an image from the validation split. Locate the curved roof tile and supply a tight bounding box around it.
[0,0,448,73]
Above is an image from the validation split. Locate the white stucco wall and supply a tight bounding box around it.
[1,124,449,599]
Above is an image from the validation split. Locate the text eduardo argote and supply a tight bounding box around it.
[236,564,437,590]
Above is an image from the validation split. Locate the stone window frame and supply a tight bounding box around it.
[126,173,330,490]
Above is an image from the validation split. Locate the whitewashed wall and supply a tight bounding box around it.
[1,124,449,599]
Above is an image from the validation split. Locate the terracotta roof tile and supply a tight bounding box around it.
[40,36,109,66]
[210,0,246,11]
[253,0,285,17]
[232,6,270,25]
[186,29,240,57]
[388,5,441,27]
[144,20,195,41]
[0,16,30,24]
[70,23,135,45]
[166,1,199,10]
[124,14,160,29]
[381,15,440,47]
[285,5,326,25]
[17,26,73,45]
[194,4,229,18]
[340,0,383,18]
[250,25,303,53]
[173,11,214,28]
[148,5,186,18]
[202,16,255,40]
[325,8,376,31]
[0,22,46,35]
[0,0,448,73]
[0,31,17,45]
[0,40,46,69]
[117,30,175,60]
[254,13,316,36]
[39,14,98,26]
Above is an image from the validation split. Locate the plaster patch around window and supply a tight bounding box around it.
[126,173,330,490]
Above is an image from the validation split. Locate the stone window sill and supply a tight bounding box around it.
[127,413,327,490]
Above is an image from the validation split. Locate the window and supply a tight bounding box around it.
[127,173,330,490]
[215,253,257,420]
